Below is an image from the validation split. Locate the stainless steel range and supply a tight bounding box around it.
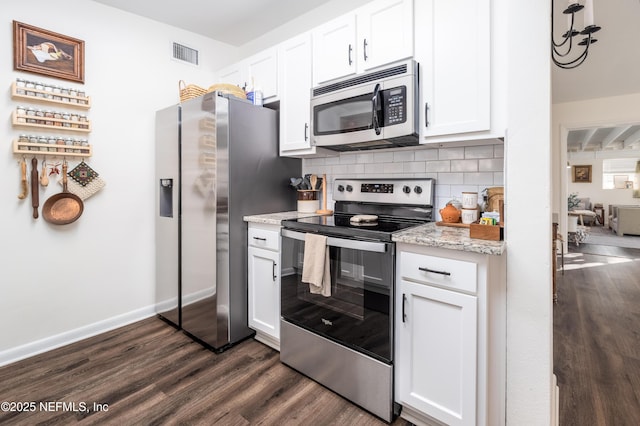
[279,178,435,422]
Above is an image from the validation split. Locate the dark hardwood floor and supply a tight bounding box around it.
[554,243,640,426]
[0,318,410,425]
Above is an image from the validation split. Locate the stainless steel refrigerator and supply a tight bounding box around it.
[155,92,300,351]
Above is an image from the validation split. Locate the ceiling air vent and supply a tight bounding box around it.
[173,42,199,65]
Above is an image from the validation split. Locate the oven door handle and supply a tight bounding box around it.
[281,229,389,253]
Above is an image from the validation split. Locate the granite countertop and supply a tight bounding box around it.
[245,212,505,255]
[243,211,322,225]
[392,222,506,255]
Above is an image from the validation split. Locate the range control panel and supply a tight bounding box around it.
[361,183,394,194]
[333,178,435,205]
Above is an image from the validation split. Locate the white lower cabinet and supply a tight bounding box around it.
[395,243,506,426]
[248,223,281,350]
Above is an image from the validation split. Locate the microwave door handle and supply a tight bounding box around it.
[372,83,382,135]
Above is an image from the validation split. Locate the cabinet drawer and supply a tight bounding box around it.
[400,251,477,294]
[248,227,280,251]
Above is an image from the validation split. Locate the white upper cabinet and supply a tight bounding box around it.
[215,47,278,100]
[278,33,315,155]
[357,0,414,72]
[312,0,413,86]
[245,48,278,99]
[415,0,492,141]
[312,14,357,86]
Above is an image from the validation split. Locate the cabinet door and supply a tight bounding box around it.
[396,279,478,426]
[357,0,413,72]
[278,33,315,155]
[217,63,244,89]
[245,47,278,99]
[312,14,357,86]
[248,246,280,340]
[415,0,490,139]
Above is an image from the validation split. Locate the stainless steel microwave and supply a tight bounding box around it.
[310,59,419,151]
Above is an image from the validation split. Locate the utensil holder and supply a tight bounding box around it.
[297,190,319,212]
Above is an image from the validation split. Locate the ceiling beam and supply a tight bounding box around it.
[580,128,598,151]
[602,125,632,149]
[623,128,640,149]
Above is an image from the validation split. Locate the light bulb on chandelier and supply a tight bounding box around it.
[552,0,602,69]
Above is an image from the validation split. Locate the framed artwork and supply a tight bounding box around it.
[572,165,592,183]
[625,181,634,189]
[13,21,84,83]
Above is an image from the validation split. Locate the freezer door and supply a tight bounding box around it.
[155,105,180,327]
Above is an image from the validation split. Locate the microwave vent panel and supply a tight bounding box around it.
[312,63,411,96]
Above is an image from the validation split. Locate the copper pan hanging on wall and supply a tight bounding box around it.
[42,160,84,225]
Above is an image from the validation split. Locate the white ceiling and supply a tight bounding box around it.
[92,0,640,152]
[91,0,334,46]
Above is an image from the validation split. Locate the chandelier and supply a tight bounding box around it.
[552,0,601,69]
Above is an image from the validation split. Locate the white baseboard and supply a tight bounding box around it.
[0,305,157,367]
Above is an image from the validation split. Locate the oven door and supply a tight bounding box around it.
[280,229,394,363]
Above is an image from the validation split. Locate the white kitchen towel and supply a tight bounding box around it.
[301,233,331,297]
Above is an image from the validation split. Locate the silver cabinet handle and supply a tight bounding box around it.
[348,44,353,66]
[402,294,407,323]
[418,267,451,276]
[304,123,309,141]
[272,261,277,281]
[363,39,368,61]
[425,102,430,128]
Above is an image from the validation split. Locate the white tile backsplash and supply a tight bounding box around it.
[302,144,504,217]
[464,145,495,159]
[437,147,465,160]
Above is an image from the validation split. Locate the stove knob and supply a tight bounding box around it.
[402,185,411,194]
[414,186,423,194]
[337,184,345,192]
[346,185,353,192]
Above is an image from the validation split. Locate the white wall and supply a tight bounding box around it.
[553,92,640,236]
[0,0,235,365]
[506,1,553,424]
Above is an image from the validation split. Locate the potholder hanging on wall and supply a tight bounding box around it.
[59,160,106,200]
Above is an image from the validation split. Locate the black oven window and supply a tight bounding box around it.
[281,237,393,362]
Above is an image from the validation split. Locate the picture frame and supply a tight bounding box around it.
[625,180,634,189]
[572,165,592,183]
[13,21,84,83]
[613,175,628,189]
